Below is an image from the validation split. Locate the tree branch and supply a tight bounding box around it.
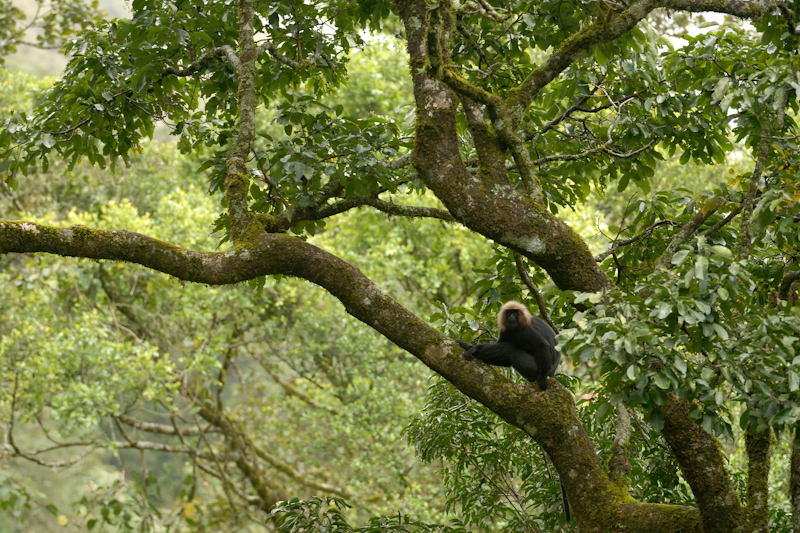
[791,431,800,533]
[745,428,772,531]
[656,197,725,270]
[661,0,784,18]
[513,252,558,331]
[661,393,742,531]
[0,213,682,529]
[225,0,258,242]
[116,414,218,436]
[257,36,330,70]
[596,220,679,262]
[609,405,632,486]
[397,0,611,294]
[779,271,800,301]
[505,0,662,118]
[160,45,240,79]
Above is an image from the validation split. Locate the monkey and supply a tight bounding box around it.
[457,300,570,522]
[457,301,560,390]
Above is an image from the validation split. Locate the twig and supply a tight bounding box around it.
[513,253,558,332]
[596,220,679,262]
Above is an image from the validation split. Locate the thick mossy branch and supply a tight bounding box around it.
[745,428,773,531]
[0,217,700,531]
[791,434,800,533]
[397,0,611,294]
[507,0,779,122]
[225,0,258,244]
[661,394,743,532]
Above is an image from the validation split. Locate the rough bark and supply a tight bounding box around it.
[395,0,611,295]
[745,428,772,532]
[791,432,800,533]
[661,394,743,532]
[225,0,258,243]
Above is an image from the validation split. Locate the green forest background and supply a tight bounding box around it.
[1,0,798,532]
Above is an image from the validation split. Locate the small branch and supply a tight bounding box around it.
[469,0,509,21]
[535,94,593,137]
[596,220,679,262]
[111,440,203,454]
[257,34,331,71]
[160,45,240,79]
[387,151,414,170]
[267,371,337,415]
[609,405,632,486]
[306,195,455,223]
[116,414,218,436]
[513,252,557,332]
[739,129,771,260]
[0,178,24,213]
[195,401,287,509]
[6,376,96,469]
[661,0,784,18]
[252,445,351,498]
[656,197,725,270]
[258,40,305,69]
[700,203,744,239]
[357,197,455,221]
[629,409,653,450]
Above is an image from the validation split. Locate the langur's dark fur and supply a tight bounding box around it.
[458,301,560,390]
[457,301,570,522]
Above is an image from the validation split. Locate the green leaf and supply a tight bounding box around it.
[709,245,733,261]
[753,206,776,235]
[671,249,691,266]
[649,409,664,430]
[596,401,613,423]
[521,13,535,27]
[774,85,786,110]
[41,133,56,149]
[654,372,671,390]
[579,346,597,362]
[673,356,687,376]
[695,255,709,280]
[656,301,673,319]
[594,46,608,66]
[711,77,730,104]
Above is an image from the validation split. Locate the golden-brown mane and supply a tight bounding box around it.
[497,301,532,330]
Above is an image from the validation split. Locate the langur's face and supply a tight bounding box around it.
[505,309,520,329]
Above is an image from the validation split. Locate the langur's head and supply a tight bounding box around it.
[497,301,532,331]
